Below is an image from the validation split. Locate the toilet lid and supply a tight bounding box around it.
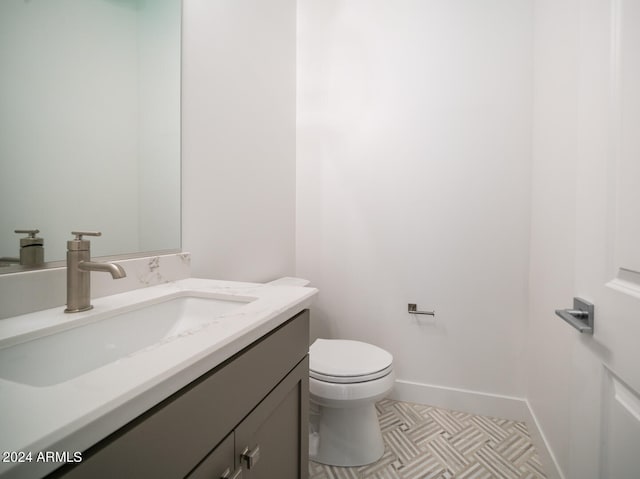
[309,339,393,383]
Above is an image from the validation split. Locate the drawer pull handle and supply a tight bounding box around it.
[240,445,261,469]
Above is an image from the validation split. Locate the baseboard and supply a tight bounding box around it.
[391,379,529,421]
[390,379,563,479]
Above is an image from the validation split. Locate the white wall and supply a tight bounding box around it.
[182,0,297,282]
[297,0,533,399]
[526,0,579,474]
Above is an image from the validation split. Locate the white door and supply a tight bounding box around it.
[567,0,640,477]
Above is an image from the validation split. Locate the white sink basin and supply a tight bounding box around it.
[0,293,251,387]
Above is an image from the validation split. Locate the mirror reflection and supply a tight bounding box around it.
[0,0,181,272]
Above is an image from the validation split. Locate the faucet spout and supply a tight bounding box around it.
[78,261,127,279]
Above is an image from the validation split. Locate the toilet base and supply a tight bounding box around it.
[310,402,385,467]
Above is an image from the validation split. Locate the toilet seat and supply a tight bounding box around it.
[310,365,393,383]
[310,339,393,384]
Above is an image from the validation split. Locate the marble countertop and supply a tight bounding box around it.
[0,278,317,479]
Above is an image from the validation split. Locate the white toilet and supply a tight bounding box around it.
[309,338,394,467]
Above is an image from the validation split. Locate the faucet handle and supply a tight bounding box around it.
[68,231,101,252]
[15,229,43,247]
[71,231,102,240]
[15,229,40,238]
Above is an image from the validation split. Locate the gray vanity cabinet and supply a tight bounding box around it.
[189,357,308,479]
[50,310,310,479]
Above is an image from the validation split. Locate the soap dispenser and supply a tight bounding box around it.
[14,229,44,266]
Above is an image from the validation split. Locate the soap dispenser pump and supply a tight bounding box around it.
[14,229,44,266]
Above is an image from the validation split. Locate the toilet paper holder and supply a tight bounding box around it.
[408,303,435,317]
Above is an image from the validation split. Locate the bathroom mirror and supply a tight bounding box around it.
[0,0,181,273]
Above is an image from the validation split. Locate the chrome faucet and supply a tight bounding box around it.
[65,231,126,313]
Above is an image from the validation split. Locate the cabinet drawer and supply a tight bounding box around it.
[52,310,309,479]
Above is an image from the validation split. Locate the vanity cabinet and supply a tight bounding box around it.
[50,310,310,479]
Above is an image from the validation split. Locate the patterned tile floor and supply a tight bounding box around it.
[309,399,547,479]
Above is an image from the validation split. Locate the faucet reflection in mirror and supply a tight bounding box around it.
[15,229,44,266]
[65,232,126,313]
[0,230,44,267]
